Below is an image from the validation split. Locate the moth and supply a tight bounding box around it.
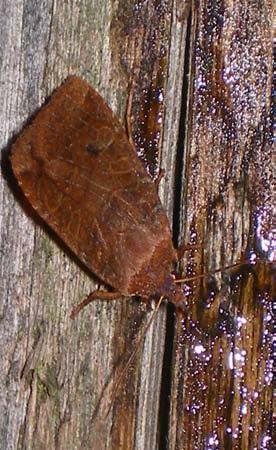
[11,76,187,315]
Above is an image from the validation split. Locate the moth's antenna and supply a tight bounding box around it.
[105,295,164,418]
[175,261,245,284]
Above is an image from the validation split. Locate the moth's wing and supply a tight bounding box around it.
[11,76,175,295]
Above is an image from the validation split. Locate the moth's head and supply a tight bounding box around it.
[158,275,188,314]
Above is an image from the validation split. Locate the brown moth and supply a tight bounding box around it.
[11,76,186,313]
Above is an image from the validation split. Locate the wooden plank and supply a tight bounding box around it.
[0,1,189,449]
[1,1,273,449]
[168,1,274,449]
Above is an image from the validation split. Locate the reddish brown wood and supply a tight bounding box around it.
[167,0,274,448]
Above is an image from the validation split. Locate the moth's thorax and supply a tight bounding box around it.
[126,232,177,298]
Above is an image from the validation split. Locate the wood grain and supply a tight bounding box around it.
[168,1,274,449]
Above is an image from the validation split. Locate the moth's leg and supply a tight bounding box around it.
[70,290,123,319]
[177,242,205,260]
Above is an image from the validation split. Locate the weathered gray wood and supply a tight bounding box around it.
[0,1,188,449]
[168,1,274,449]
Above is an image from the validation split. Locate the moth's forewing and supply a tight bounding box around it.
[11,77,175,295]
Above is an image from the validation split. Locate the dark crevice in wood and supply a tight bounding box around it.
[158,12,192,450]
[172,14,192,249]
[158,302,175,450]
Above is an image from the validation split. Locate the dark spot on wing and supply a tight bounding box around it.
[86,143,99,156]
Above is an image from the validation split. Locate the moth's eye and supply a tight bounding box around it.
[85,143,99,156]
